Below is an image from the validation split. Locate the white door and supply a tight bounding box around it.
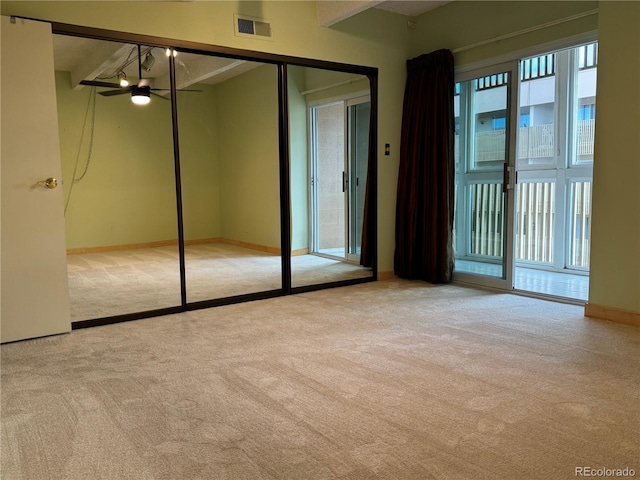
[1,16,71,342]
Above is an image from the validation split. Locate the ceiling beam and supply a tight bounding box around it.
[151,56,258,93]
[70,43,133,90]
[317,0,384,27]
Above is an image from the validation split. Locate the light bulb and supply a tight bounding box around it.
[117,72,129,87]
[131,85,151,105]
[131,94,151,105]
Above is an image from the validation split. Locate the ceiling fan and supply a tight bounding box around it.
[80,45,198,104]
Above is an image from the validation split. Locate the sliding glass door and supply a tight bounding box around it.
[513,44,596,300]
[454,63,517,289]
[309,96,370,262]
[347,98,371,262]
[454,42,596,301]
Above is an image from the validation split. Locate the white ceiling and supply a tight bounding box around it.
[375,0,451,17]
[52,35,261,93]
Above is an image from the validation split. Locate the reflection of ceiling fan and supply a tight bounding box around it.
[80,45,199,105]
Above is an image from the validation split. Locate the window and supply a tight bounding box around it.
[578,104,596,121]
[492,117,506,130]
[578,43,598,70]
[475,73,509,91]
[520,54,555,81]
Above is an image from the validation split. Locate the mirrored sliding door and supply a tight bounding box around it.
[52,23,377,327]
[287,66,373,288]
[57,36,182,321]
[175,51,282,302]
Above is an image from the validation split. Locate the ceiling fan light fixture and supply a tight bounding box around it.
[117,71,129,87]
[131,85,151,105]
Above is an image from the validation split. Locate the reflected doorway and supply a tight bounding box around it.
[310,96,370,262]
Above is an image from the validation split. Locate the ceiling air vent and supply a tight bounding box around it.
[234,14,272,39]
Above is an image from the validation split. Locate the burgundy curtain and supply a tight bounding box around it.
[360,75,378,268]
[394,49,455,283]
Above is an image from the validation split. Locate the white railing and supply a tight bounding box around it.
[474,131,506,163]
[464,120,595,163]
[518,124,555,159]
[468,180,591,268]
[577,119,595,156]
[569,181,592,268]
[470,182,504,257]
[516,182,555,263]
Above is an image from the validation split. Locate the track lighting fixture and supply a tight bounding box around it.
[117,71,129,87]
[141,52,156,72]
[165,48,178,57]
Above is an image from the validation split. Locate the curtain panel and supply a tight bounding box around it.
[359,75,378,269]
[394,49,455,283]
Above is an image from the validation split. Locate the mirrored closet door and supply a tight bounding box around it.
[56,36,182,322]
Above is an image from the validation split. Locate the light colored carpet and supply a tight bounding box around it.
[66,243,371,321]
[1,280,639,479]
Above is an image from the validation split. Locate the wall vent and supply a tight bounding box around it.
[234,14,272,39]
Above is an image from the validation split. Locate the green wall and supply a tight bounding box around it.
[215,64,281,249]
[589,1,640,313]
[288,65,309,252]
[56,71,220,249]
[177,84,221,243]
[57,70,180,248]
[413,1,598,64]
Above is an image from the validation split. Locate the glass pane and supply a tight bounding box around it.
[515,181,555,264]
[471,73,508,171]
[315,101,345,257]
[175,52,282,301]
[287,66,373,288]
[572,44,597,165]
[518,53,557,168]
[348,101,370,257]
[454,73,509,280]
[568,181,592,268]
[55,36,181,321]
[513,43,593,301]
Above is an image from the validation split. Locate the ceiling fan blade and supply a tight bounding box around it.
[99,87,134,97]
[151,92,170,100]
[80,80,122,88]
[149,88,203,93]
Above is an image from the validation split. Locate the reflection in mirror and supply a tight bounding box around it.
[54,35,181,321]
[288,66,373,288]
[175,52,282,302]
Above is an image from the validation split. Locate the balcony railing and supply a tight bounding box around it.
[576,119,595,156]
[516,182,555,263]
[518,124,555,159]
[455,120,596,163]
[458,120,594,270]
[467,180,591,268]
